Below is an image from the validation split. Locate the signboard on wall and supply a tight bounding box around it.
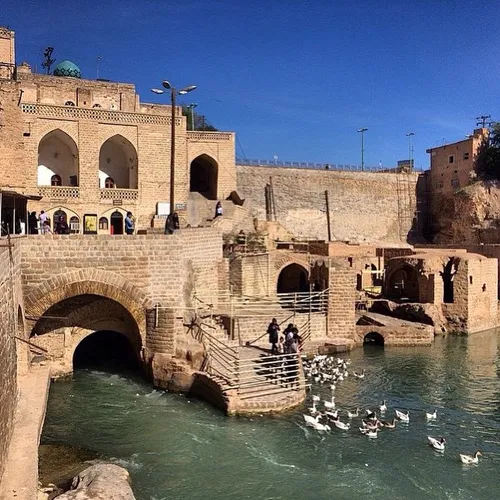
[83,214,98,234]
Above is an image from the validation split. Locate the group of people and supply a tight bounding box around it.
[267,318,301,387]
[28,211,68,235]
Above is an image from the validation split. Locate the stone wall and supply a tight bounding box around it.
[0,239,24,484]
[236,166,419,243]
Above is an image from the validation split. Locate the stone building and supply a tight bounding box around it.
[384,250,498,333]
[0,27,236,234]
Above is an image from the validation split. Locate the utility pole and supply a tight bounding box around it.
[96,56,102,79]
[476,115,493,128]
[357,128,368,171]
[406,132,415,172]
[325,190,332,241]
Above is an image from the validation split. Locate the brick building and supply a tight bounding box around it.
[0,27,236,234]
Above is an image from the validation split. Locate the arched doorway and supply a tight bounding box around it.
[190,154,218,199]
[386,265,420,301]
[38,129,79,186]
[364,331,385,346]
[110,211,124,235]
[73,330,140,371]
[99,135,138,189]
[277,263,309,294]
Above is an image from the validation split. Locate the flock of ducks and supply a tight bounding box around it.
[302,354,482,466]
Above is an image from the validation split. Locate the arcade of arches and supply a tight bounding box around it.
[190,154,218,199]
[30,294,142,373]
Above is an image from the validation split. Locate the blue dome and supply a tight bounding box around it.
[53,60,81,78]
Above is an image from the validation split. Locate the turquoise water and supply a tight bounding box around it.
[41,331,500,500]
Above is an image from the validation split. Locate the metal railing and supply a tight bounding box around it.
[236,158,425,173]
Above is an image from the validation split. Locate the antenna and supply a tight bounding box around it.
[96,55,102,79]
[41,47,55,75]
[476,114,493,128]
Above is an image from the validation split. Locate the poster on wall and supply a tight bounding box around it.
[83,214,98,234]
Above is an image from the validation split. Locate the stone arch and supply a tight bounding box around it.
[38,129,79,187]
[190,154,218,199]
[277,263,310,294]
[363,331,385,346]
[385,264,420,301]
[99,134,138,189]
[24,269,148,345]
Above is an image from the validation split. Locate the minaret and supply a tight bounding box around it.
[0,27,15,80]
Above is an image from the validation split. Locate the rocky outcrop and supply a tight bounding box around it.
[434,180,500,244]
[54,464,135,500]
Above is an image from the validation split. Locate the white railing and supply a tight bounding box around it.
[38,186,79,199]
[99,188,138,201]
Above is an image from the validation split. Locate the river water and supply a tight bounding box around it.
[41,331,500,500]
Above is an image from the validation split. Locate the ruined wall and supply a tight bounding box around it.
[236,166,419,244]
[0,240,24,484]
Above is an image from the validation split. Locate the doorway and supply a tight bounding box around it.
[110,211,124,235]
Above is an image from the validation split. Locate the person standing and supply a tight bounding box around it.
[214,201,223,218]
[267,318,280,354]
[39,211,48,234]
[125,211,135,235]
[54,215,69,234]
[28,212,38,234]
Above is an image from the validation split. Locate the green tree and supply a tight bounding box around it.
[475,123,500,180]
[181,106,218,131]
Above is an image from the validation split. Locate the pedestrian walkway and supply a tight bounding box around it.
[0,365,50,500]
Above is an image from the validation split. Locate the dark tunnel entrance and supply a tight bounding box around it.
[73,330,141,372]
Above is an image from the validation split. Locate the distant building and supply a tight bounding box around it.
[426,128,488,196]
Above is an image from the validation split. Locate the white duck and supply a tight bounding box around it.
[425,410,437,421]
[379,400,387,413]
[428,436,446,451]
[303,414,320,427]
[353,370,365,379]
[360,427,378,438]
[347,408,359,419]
[459,451,481,465]
[325,410,338,420]
[330,383,336,391]
[323,396,335,410]
[333,419,350,430]
[395,409,410,422]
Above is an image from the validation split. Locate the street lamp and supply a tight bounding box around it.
[357,128,368,171]
[186,103,198,131]
[151,81,197,216]
[406,132,415,172]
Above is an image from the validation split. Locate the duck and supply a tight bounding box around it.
[309,401,319,415]
[313,421,331,432]
[323,396,335,410]
[459,451,481,465]
[428,436,446,451]
[425,410,437,420]
[347,408,360,419]
[379,400,387,413]
[330,383,336,391]
[382,419,397,429]
[303,414,320,427]
[360,427,379,438]
[324,410,338,420]
[353,370,365,379]
[395,409,410,422]
[333,418,350,430]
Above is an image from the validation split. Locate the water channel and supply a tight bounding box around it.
[41,330,500,500]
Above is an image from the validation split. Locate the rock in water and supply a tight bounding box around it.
[54,464,136,499]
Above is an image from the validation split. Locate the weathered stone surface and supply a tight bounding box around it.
[54,464,135,500]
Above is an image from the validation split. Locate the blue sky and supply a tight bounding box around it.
[2,0,498,169]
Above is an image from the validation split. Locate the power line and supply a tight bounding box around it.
[476,114,493,128]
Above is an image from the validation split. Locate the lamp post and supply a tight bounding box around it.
[357,128,368,171]
[186,103,198,131]
[406,132,415,172]
[151,81,197,216]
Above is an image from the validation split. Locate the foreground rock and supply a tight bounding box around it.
[54,464,136,500]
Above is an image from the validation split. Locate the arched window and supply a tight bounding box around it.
[65,101,75,106]
[92,103,102,108]
[69,216,80,234]
[51,174,62,186]
[104,177,115,188]
[99,217,109,231]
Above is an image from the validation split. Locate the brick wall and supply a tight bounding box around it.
[236,166,419,244]
[327,268,356,339]
[0,239,24,484]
